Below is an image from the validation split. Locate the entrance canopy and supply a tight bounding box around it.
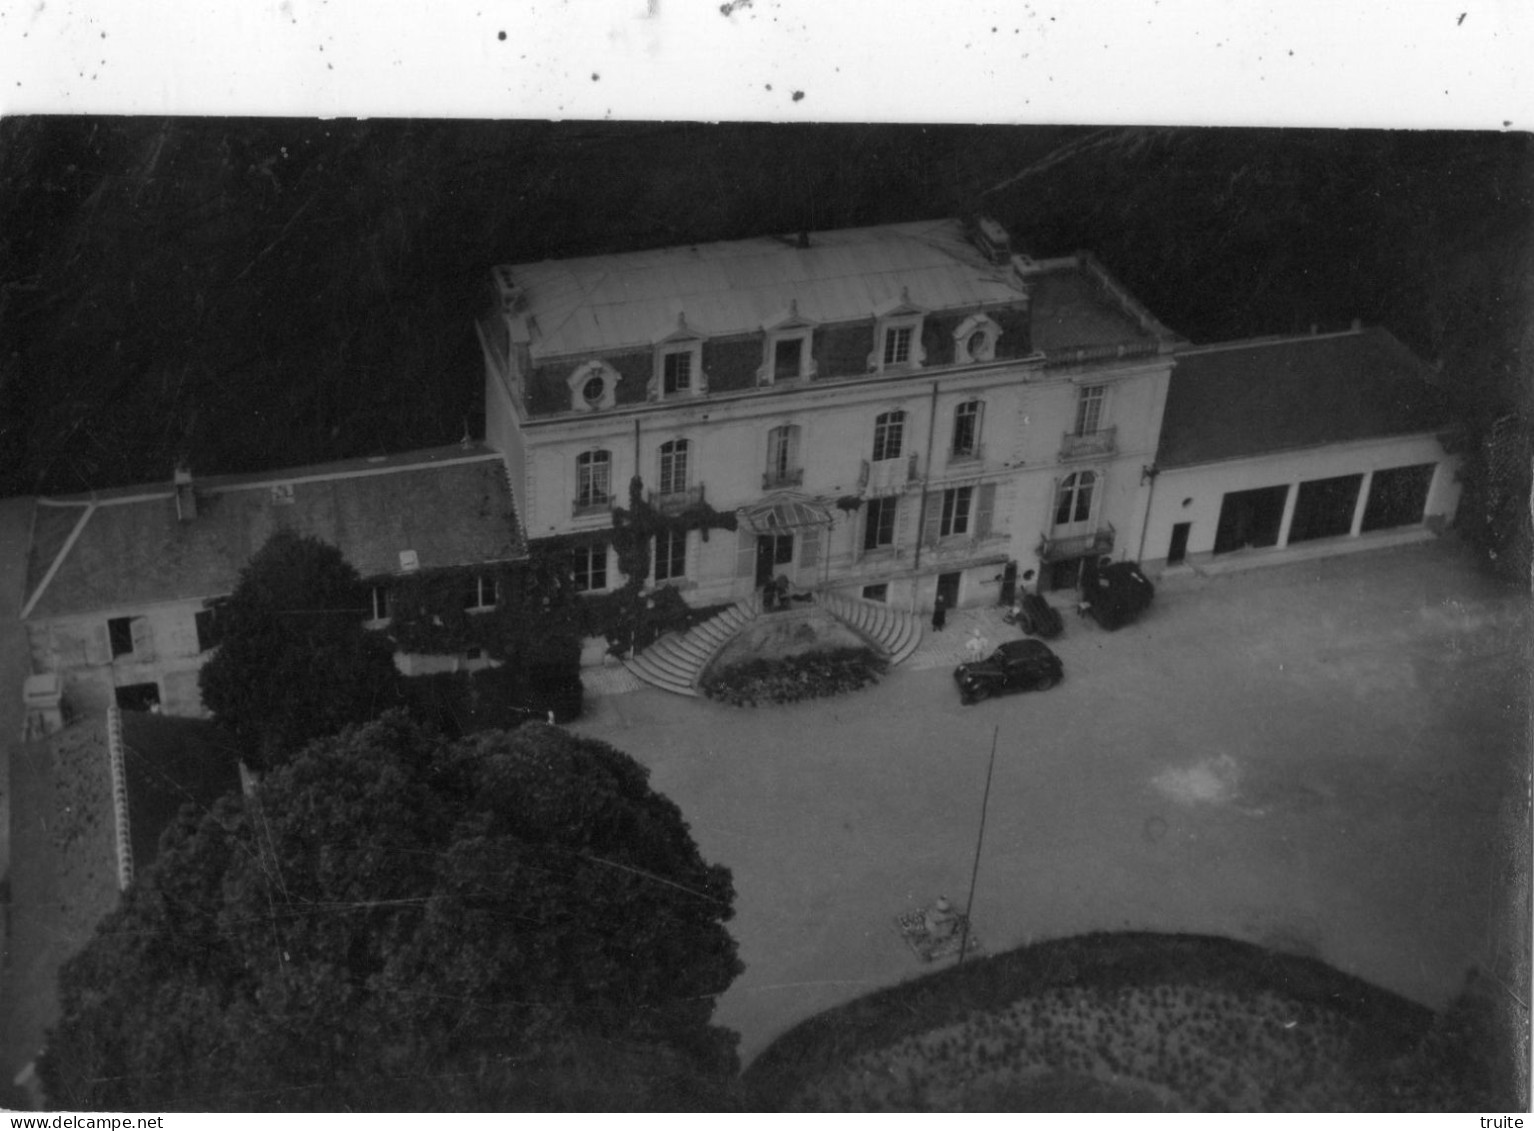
[736,492,833,535]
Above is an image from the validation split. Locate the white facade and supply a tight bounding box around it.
[480,220,1180,612]
[27,598,216,718]
[1143,433,1461,569]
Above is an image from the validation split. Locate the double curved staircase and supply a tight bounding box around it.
[623,589,923,696]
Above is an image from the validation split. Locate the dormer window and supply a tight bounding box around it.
[954,313,1001,364]
[567,360,621,412]
[759,300,817,385]
[651,312,707,400]
[662,349,693,395]
[870,288,926,373]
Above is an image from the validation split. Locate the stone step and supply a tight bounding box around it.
[626,595,760,697]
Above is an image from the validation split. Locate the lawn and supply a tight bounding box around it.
[120,712,241,872]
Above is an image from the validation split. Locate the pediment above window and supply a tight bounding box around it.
[649,313,708,400]
[759,300,818,385]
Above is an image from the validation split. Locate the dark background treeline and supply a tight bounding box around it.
[0,120,1527,501]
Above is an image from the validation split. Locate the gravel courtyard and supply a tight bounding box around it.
[572,540,1530,1067]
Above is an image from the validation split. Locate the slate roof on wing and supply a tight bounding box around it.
[1157,328,1453,469]
[24,446,525,619]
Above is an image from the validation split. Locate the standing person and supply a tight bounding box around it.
[931,592,947,631]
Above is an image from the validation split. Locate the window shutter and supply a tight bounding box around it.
[975,482,997,537]
[736,527,756,578]
[921,492,943,548]
[130,616,155,661]
[79,624,109,666]
[797,525,821,582]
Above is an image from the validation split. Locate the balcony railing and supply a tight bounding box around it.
[572,494,614,518]
[648,483,705,514]
[1059,426,1118,462]
[859,452,920,496]
[1036,523,1116,562]
[762,467,805,490]
[948,442,985,465]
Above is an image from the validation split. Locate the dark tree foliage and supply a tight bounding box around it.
[1,121,1526,571]
[40,713,744,1112]
[198,528,401,771]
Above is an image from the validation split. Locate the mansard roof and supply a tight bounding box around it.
[495,219,1031,359]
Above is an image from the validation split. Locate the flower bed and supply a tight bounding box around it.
[46,720,122,941]
[743,932,1504,1111]
[701,647,887,706]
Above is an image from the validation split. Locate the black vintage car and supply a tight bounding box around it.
[954,639,1064,704]
[1004,592,1065,639]
[1080,557,1155,630]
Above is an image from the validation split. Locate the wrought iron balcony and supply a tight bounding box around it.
[572,494,613,518]
[1036,523,1116,562]
[1058,426,1118,462]
[858,453,921,496]
[648,483,705,514]
[762,467,805,490]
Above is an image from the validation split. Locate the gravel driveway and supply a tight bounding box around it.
[572,539,1530,1066]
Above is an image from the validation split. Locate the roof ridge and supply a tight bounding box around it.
[1178,327,1367,355]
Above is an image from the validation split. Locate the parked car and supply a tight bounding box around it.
[954,639,1064,704]
[1004,592,1064,639]
[1080,557,1155,630]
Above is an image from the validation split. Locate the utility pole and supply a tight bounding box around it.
[958,725,999,965]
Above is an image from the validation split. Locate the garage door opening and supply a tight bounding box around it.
[114,682,161,712]
[1361,463,1436,532]
[1213,485,1289,555]
[1288,474,1364,544]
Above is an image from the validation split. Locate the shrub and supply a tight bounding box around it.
[700,647,886,706]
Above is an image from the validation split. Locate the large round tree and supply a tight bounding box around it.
[40,714,743,1111]
[198,527,402,771]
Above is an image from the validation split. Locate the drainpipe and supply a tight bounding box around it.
[911,381,941,583]
[1136,462,1159,562]
[633,417,642,484]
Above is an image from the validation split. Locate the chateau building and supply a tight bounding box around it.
[478,217,1182,613]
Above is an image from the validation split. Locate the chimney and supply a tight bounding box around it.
[974,216,1012,265]
[174,465,197,522]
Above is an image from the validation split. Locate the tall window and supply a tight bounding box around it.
[654,528,687,582]
[1055,470,1097,526]
[872,411,905,461]
[108,616,135,658]
[366,587,392,624]
[863,496,897,550]
[195,609,224,651]
[1075,385,1105,436]
[576,449,612,509]
[773,335,809,381]
[461,574,498,611]
[662,350,692,394]
[658,439,689,496]
[572,544,608,591]
[939,486,974,538]
[766,425,800,485]
[883,325,913,366]
[952,400,982,458]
